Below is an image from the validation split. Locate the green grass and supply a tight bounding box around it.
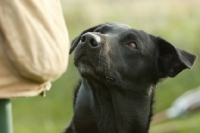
[11,1,200,133]
[151,112,200,133]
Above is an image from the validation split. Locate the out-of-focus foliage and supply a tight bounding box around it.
[12,0,200,133]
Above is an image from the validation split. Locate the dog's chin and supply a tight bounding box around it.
[77,64,95,77]
[77,62,116,83]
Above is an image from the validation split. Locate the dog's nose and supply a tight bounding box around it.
[80,33,101,48]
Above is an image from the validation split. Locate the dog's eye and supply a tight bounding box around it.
[127,42,137,49]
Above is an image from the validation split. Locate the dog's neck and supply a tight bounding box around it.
[74,78,154,133]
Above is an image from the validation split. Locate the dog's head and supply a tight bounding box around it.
[70,22,197,88]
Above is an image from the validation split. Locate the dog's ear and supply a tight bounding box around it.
[156,37,197,78]
[69,24,103,54]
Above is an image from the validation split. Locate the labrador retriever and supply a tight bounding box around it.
[64,22,197,133]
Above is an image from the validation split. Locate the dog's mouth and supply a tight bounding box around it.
[74,51,115,83]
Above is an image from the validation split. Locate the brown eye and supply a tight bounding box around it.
[128,42,137,49]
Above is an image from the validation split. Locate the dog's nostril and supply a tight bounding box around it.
[90,38,99,47]
[80,33,101,48]
[81,36,86,42]
[80,36,86,42]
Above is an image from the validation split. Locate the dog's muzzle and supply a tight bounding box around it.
[80,33,101,48]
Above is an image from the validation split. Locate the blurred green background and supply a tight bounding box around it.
[11,0,200,133]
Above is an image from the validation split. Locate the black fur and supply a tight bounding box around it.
[64,22,197,133]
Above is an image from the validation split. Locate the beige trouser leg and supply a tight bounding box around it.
[0,34,51,98]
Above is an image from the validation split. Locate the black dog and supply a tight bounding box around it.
[64,22,196,133]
